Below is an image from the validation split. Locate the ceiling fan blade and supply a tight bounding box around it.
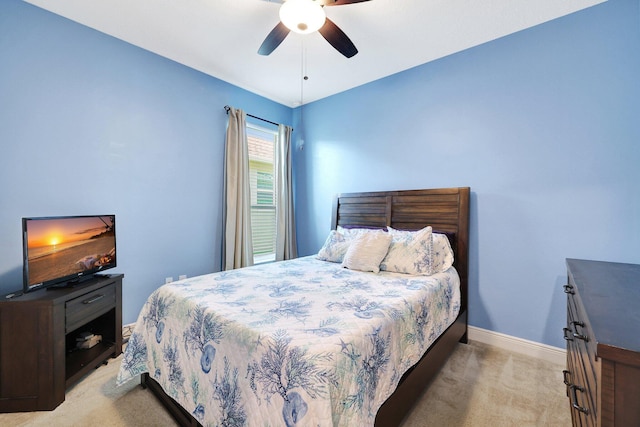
[322,0,371,6]
[318,17,358,58]
[258,22,290,56]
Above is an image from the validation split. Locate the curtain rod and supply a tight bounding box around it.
[224,105,285,129]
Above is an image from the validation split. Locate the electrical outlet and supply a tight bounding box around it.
[165,277,173,284]
[179,275,187,280]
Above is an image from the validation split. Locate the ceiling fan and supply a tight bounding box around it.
[258,0,371,58]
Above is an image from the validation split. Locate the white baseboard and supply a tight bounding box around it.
[468,326,566,366]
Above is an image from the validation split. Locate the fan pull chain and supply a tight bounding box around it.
[298,40,307,151]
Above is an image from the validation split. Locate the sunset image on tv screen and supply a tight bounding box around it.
[26,215,115,286]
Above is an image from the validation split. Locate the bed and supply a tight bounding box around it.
[117,187,470,426]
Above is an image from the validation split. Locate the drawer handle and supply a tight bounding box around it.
[83,294,105,304]
[563,284,575,294]
[562,370,572,386]
[569,384,589,415]
[571,321,589,342]
[563,327,574,341]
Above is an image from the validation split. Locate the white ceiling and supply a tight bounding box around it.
[24,0,605,107]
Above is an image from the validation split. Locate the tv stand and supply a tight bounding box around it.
[0,274,122,412]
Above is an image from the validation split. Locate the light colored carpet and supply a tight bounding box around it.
[401,341,570,427]
[0,340,570,426]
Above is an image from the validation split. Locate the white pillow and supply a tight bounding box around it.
[381,226,434,275]
[317,230,350,263]
[432,232,454,273]
[341,230,392,273]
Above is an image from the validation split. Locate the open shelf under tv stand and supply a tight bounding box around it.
[0,274,122,412]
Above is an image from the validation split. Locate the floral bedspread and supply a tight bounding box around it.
[117,256,460,426]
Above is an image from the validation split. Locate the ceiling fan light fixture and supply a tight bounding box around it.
[279,0,326,34]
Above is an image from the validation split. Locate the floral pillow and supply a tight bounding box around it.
[341,230,393,273]
[317,230,350,263]
[318,227,389,264]
[380,226,434,275]
[432,232,454,273]
[336,225,384,239]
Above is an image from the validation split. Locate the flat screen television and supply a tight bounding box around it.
[22,215,116,293]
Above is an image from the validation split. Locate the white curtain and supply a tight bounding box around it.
[222,107,254,270]
[275,124,298,261]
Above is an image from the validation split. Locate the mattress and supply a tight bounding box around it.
[117,256,460,426]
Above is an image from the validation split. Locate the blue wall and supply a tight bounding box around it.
[294,0,640,348]
[0,0,292,323]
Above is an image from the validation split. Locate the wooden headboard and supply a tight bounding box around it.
[331,187,470,312]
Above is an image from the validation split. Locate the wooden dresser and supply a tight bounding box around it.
[564,259,640,426]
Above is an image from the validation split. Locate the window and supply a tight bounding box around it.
[247,124,277,264]
[256,172,274,205]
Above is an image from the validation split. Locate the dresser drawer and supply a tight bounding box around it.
[565,321,597,421]
[568,338,597,425]
[66,284,116,333]
[567,279,597,357]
